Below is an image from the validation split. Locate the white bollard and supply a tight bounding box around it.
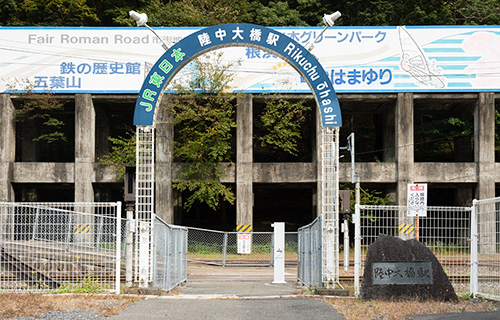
[272,222,286,284]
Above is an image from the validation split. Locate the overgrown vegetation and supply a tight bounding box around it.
[2,0,500,27]
[0,293,140,319]
[10,81,67,145]
[169,51,238,211]
[256,98,311,156]
[98,130,136,178]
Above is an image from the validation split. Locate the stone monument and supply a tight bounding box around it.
[360,234,458,302]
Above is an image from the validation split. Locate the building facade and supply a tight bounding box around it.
[1,91,497,228]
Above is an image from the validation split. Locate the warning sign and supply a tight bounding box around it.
[236,224,252,254]
[237,233,252,254]
[407,183,427,217]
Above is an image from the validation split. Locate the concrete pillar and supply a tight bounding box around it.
[75,94,95,202]
[236,94,253,227]
[74,94,95,243]
[155,99,174,224]
[395,93,414,231]
[395,93,414,206]
[474,92,496,253]
[474,92,495,200]
[0,94,15,202]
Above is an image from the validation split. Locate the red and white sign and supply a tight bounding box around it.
[237,233,252,254]
[407,183,428,217]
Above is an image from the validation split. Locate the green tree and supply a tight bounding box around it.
[451,0,500,25]
[337,0,454,26]
[98,131,136,178]
[10,0,99,26]
[251,1,307,26]
[256,98,311,156]
[145,0,253,27]
[10,81,68,145]
[169,51,239,211]
[0,0,19,25]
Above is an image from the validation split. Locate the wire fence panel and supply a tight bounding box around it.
[187,227,298,266]
[354,205,472,296]
[152,216,188,292]
[471,198,500,301]
[298,215,322,288]
[0,202,123,293]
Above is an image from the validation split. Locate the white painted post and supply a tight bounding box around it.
[354,203,361,297]
[470,200,478,296]
[115,202,122,294]
[139,221,150,288]
[272,222,286,284]
[125,204,134,287]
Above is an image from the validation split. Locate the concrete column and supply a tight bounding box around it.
[74,93,95,203]
[0,94,15,202]
[395,93,414,233]
[474,92,495,200]
[474,92,495,253]
[395,93,414,206]
[236,94,253,227]
[155,99,174,224]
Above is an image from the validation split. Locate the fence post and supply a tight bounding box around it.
[222,232,228,266]
[470,200,478,296]
[125,204,134,287]
[115,202,122,294]
[354,204,361,297]
[32,207,40,240]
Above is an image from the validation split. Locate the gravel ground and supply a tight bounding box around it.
[4,310,106,320]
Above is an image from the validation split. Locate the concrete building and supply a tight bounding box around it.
[1,91,497,230]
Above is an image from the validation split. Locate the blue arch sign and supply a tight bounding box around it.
[133,23,341,127]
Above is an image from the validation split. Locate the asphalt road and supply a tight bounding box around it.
[109,297,346,320]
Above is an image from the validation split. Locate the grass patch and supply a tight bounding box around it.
[324,296,499,320]
[0,293,142,319]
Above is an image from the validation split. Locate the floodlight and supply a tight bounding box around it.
[129,10,168,51]
[307,11,342,51]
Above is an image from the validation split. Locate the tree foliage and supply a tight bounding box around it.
[9,80,68,145]
[170,51,238,211]
[3,0,500,26]
[98,131,136,178]
[256,98,311,156]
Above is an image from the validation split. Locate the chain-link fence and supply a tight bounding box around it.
[152,216,188,291]
[298,215,322,288]
[0,202,123,293]
[354,205,472,296]
[471,198,500,301]
[187,227,298,266]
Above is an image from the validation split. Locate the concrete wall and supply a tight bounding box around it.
[1,92,498,225]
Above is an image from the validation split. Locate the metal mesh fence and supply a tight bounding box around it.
[354,205,472,296]
[0,202,122,293]
[471,198,500,301]
[187,227,298,266]
[298,215,322,288]
[152,216,188,291]
[321,127,340,287]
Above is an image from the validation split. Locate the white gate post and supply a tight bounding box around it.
[354,203,361,297]
[470,200,478,296]
[272,222,286,284]
[115,201,122,294]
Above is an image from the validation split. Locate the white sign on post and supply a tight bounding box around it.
[237,233,251,254]
[407,183,428,217]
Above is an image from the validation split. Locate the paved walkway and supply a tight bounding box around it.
[110,263,346,320]
[110,263,500,320]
